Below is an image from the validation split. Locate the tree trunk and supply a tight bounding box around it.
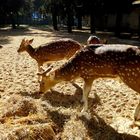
[76,6,82,30]
[115,12,123,37]
[67,14,72,33]
[51,4,58,31]
[138,15,140,37]
[90,13,95,34]
[67,7,73,33]
[11,13,16,29]
[77,14,82,29]
[52,12,58,30]
[17,12,20,27]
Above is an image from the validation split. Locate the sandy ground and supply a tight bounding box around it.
[1,26,140,139]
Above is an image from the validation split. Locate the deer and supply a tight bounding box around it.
[37,44,140,120]
[17,38,83,80]
[87,35,108,45]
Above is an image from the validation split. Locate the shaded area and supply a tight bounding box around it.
[0,25,140,47]
[80,113,140,140]
[14,91,42,100]
[47,110,70,134]
[0,36,12,45]
[0,26,30,45]
[30,25,140,45]
[41,86,100,109]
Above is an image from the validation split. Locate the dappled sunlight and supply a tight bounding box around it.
[0,26,140,139]
[0,36,12,45]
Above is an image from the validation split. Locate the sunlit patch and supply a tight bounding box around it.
[110,117,138,134]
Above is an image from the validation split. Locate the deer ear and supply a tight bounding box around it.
[22,38,26,42]
[29,39,34,44]
[40,66,45,73]
[37,72,42,76]
[40,66,53,75]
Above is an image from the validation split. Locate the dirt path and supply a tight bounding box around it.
[0,26,140,139]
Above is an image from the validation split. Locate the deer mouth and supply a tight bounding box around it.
[17,49,22,53]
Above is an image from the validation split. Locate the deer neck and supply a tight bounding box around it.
[55,63,79,82]
[26,45,35,57]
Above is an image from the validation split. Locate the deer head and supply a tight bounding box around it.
[37,71,57,93]
[37,67,59,93]
[17,38,34,53]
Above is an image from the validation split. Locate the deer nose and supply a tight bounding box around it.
[17,49,20,53]
[39,91,43,94]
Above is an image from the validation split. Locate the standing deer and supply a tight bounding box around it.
[17,38,83,79]
[38,44,140,120]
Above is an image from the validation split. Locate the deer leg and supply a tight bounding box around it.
[134,99,140,121]
[37,63,43,82]
[81,79,93,112]
[40,63,54,74]
[47,63,54,72]
[47,63,51,67]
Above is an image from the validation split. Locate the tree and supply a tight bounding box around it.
[51,2,58,30]
[75,5,83,30]
[6,0,25,28]
[65,1,74,33]
[45,0,63,30]
[49,0,75,32]
[33,0,48,19]
[0,0,33,28]
[104,0,133,37]
[82,0,101,33]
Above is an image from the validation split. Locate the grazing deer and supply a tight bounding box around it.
[17,38,83,78]
[38,44,140,120]
[87,35,108,45]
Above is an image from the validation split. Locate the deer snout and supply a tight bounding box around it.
[39,85,47,93]
[17,48,21,53]
[39,89,45,93]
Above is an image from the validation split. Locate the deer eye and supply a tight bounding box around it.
[41,81,44,85]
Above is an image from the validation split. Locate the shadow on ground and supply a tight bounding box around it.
[0,36,12,45]
[0,25,140,46]
[80,112,140,140]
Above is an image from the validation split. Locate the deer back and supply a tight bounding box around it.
[34,39,83,62]
[55,44,140,87]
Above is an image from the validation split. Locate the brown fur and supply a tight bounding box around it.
[17,38,83,74]
[39,44,140,119]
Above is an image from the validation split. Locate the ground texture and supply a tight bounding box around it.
[0,26,140,139]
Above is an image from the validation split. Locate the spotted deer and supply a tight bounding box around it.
[17,38,83,78]
[38,44,140,119]
[87,35,108,45]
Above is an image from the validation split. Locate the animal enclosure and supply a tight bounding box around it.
[0,26,140,139]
